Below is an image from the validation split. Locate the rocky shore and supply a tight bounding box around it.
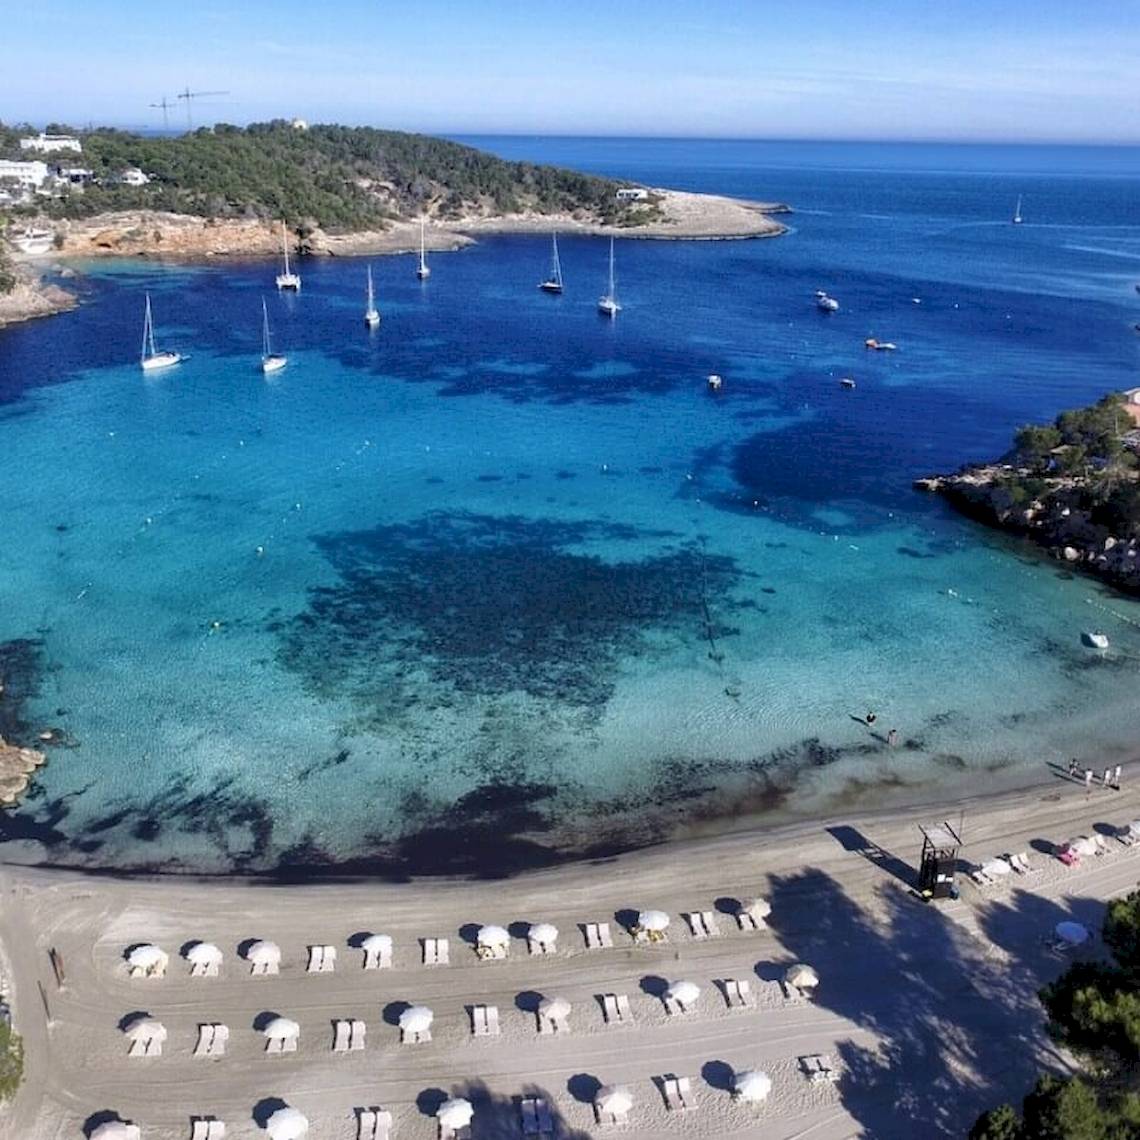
[916,465,1140,594]
[0,264,76,328]
[0,739,45,806]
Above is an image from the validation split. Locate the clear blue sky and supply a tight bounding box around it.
[5,0,1139,142]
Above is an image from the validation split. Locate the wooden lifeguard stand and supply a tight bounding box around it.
[918,821,962,899]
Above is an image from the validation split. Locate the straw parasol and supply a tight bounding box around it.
[538,995,571,1019]
[361,933,392,953]
[666,979,701,1006]
[1067,836,1098,857]
[263,1016,300,1040]
[734,1069,773,1103]
[265,1105,309,1139]
[981,858,1012,877]
[437,1098,474,1128]
[785,963,819,989]
[638,909,670,932]
[186,941,223,966]
[90,1122,137,1140]
[398,1005,434,1033]
[595,1085,633,1115]
[123,1015,167,1042]
[1056,921,1091,946]
[126,944,167,970]
[476,924,510,948]
[247,940,281,965]
[530,922,558,944]
[741,897,771,919]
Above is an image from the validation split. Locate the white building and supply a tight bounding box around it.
[0,159,50,188]
[20,133,82,154]
[291,118,308,131]
[616,187,649,202]
[119,167,150,186]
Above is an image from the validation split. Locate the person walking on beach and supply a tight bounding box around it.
[1104,767,1112,788]
[1114,764,1123,790]
[1068,758,1080,779]
[887,728,898,747]
[1085,768,1094,792]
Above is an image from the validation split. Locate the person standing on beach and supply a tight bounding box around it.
[1068,758,1079,779]
[1104,767,1112,788]
[887,728,898,747]
[1085,768,1094,791]
[1115,764,1123,790]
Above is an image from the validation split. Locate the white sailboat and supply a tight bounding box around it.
[261,298,287,373]
[416,219,431,280]
[1012,195,1023,225]
[597,237,620,317]
[275,221,301,290]
[364,264,381,327]
[539,232,563,294]
[139,293,182,371]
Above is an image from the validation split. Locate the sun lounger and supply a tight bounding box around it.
[724,978,754,1009]
[146,1035,163,1057]
[537,1009,568,1035]
[321,944,337,971]
[422,937,449,966]
[208,1024,228,1058]
[307,945,324,973]
[363,943,392,970]
[357,1108,393,1140]
[737,909,766,932]
[333,1019,352,1053]
[684,910,720,939]
[128,1037,147,1058]
[191,1119,226,1140]
[663,994,693,1016]
[439,1123,471,1140]
[1119,830,1137,848]
[521,1097,540,1136]
[265,1037,284,1055]
[190,959,220,978]
[595,1103,629,1126]
[801,1053,839,1083]
[402,1027,431,1045]
[968,867,993,887]
[194,1024,214,1058]
[249,958,279,977]
[471,1004,500,1037]
[528,936,555,956]
[601,992,633,1025]
[350,1018,366,1050]
[283,1035,297,1052]
[583,922,613,949]
[662,1076,694,1111]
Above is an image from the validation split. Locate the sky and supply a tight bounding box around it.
[3,0,1140,142]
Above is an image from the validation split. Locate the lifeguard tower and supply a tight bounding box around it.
[918,821,962,899]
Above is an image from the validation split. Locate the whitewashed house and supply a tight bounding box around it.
[616,187,649,202]
[119,167,150,186]
[20,133,82,154]
[0,159,50,188]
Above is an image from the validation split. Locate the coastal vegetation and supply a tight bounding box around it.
[970,889,1140,1139]
[0,120,646,232]
[0,1020,24,1101]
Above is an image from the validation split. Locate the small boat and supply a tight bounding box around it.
[275,221,301,291]
[416,219,431,280]
[1083,630,1110,650]
[139,293,182,371]
[815,290,839,312]
[598,237,620,317]
[539,232,563,294]
[12,227,52,255]
[364,264,380,327]
[865,338,897,351]
[260,298,287,373]
[1012,195,1023,225]
[707,374,723,392]
[840,377,856,389]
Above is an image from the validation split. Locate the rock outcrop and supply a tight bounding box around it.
[0,738,45,806]
[0,265,76,327]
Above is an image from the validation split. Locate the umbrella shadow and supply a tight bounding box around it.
[252,1097,288,1128]
[84,1111,132,1137]
[252,1010,282,1032]
[567,1073,601,1104]
[382,1000,412,1027]
[116,1010,150,1033]
[639,974,668,999]
[701,1059,735,1093]
[514,989,543,1014]
[614,907,640,933]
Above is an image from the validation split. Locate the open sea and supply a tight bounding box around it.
[2,138,1140,876]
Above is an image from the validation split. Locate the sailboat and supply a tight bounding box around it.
[139,293,182,371]
[261,298,287,374]
[597,237,620,317]
[1012,195,1023,225]
[275,221,301,290]
[539,232,563,294]
[416,219,431,280]
[364,264,381,327]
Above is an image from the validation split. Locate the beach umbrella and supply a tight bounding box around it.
[666,979,701,1006]
[638,909,670,932]
[436,1098,474,1128]
[734,1069,773,1103]
[126,943,167,970]
[741,897,771,919]
[90,1122,136,1140]
[1129,820,1140,837]
[538,995,571,1018]
[398,1005,434,1033]
[361,933,392,953]
[595,1085,633,1115]
[263,1016,300,1040]
[981,858,1013,877]
[265,1105,309,1139]
[123,1015,167,1042]
[785,963,819,989]
[530,922,559,944]
[1068,837,1098,857]
[1056,921,1091,946]
[186,941,223,965]
[476,923,510,948]
[247,940,281,966]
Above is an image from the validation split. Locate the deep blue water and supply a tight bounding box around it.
[2,139,1140,875]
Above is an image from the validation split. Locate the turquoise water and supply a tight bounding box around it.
[2,139,1140,874]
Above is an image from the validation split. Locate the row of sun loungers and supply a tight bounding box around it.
[968,851,1034,886]
[333,1018,367,1052]
[190,1118,226,1139]
[357,1108,393,1140]
[192,1024,229,1058]
[306,944,338,973]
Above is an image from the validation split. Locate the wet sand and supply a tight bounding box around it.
[0,773,1133,1139]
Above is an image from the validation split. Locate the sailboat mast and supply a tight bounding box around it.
[608,237,615,298]
[552,233,561,284]
[367,265,374,307]
[142,295,151,359]
[262,298,271,356]
[281,221,290,276]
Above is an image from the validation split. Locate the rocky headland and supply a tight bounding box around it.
[0,262,76,328]
[0,739,45,806]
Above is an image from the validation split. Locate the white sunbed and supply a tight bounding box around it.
[723,978,754,1009]
[333,1019,352,1053]
[423,937,450,966]
[595,1103,629,1126]
[439,1122,471,1140]
[190,959,220,979]
[684,911,720,939]
[363,943,392,970]
[402,1026,431,1045]
[583,922,613,949]
[321,944,337,972]
[193,1024,214,1058]
[528,936,556,956]
[350,1018,366,1051]
[601,992,633,1025]
[736,909,766,932]
[663,996,693,1016]
[801,1053,839,1083]
[249,958,279,977]
[357,1108,393,1140]
[471,1004,501,1037]
[307,945,325,974]
[663,1076,694,1111]
[537,1009,569,1035]
[1119,829,1138,848]
[476,942,508,961]
[208,1024,229,1058]
[191,1119,226,1140]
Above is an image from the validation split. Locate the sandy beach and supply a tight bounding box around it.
[1,773,1134,1140]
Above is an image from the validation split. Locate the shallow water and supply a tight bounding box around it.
[2,139,1140,874]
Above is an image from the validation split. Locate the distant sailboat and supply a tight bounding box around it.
[139,293,182,371]
[597,237,620,317]
[416,219,431,279]
[275,221,301,290]
[364,264,380,327]
[261,298,287,373]
[1012,195,1023,225]
[539,232,564,294]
